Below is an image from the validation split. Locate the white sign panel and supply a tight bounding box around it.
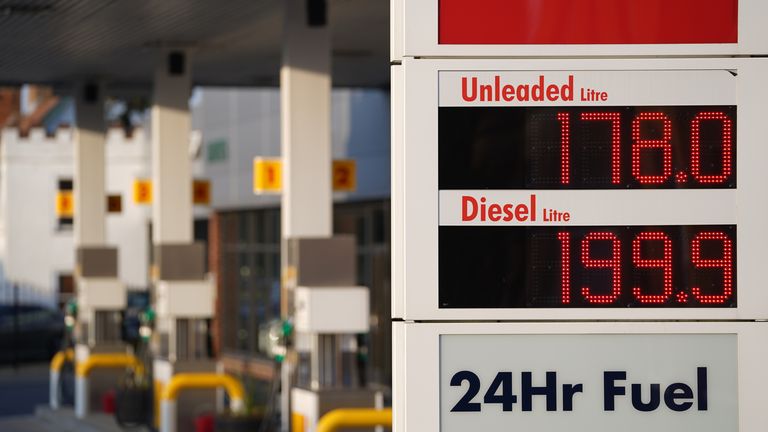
[441,334,736,432]
[395,57,768,321]
[393,321,768,432]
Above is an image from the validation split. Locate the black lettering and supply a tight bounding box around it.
[562,383,583,411]
[631,383,660,411]
[697,367,708,411]
[522,371,557,411]
[603,371,626,411]
[664,383,694,412]
[450,371,481,412]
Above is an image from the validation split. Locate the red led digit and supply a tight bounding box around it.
[632,232,673,303]
[691,112,732,184]
[557,232,571,304]
[632,112,672,184]
[691,231,733,304]
[581,232,621,304]
[581,112,621,184]
[557,112,570,185]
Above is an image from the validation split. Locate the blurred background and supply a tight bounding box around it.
[0,1,392,431]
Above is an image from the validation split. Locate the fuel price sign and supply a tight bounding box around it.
[396,58,768,321]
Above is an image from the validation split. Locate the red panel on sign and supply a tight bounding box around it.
[439,0,738,45]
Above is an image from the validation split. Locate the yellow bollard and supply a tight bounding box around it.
[51,349,75,372]
[75,353,144,378]
[49,349,74,409]
[316,408,392,432]
[159,373,246,432]
[74,353,143,418]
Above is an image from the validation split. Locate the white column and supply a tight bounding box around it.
[281,0,332,239]
[152,49,192,245]
[280,1,333,430]
[73,81,104,416]
[74,82,106,247]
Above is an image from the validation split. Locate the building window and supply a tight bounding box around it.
[217,209,281,355]
[57,273,74,309]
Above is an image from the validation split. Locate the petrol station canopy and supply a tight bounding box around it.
[0,0,389,89]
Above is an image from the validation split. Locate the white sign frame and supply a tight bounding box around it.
[395,57,768,321]
[393,321,768,432]
[395,0,768,59]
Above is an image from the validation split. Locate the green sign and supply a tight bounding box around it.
[207,138,228,162]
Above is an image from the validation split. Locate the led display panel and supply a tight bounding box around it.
[439,225,736,308]
[438,106,737,308]
[439,106,736,189]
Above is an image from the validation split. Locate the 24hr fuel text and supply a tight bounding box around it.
[449,368,708,413]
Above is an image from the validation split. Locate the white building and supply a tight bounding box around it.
[0,127,153,307]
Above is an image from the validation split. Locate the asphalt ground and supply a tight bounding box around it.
[0,362,56,430]
[0,362,49,417]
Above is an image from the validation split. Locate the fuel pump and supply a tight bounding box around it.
[284,235,382,431]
